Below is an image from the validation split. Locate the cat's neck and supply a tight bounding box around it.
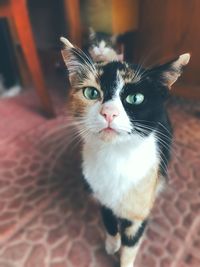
[89,47,123,62]
[83,132,157,154]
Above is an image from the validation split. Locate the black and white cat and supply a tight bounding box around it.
[60,37,190,267]
[86,28,123,62]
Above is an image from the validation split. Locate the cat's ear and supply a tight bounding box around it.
[89,27,96,40]
[110,34,117,45]
[60,37,97,86]
[150,53,190,89]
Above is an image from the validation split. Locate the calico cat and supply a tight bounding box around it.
[86,27,123,62]
[60,37,190,267]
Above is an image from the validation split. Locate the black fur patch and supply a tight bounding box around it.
[101,206,119,236]
[99,62,126,102]
[82,177,93,193]
[98,61,173,178]
[89,31,114,48]
[119,218,132,230]
[121,220,148,247]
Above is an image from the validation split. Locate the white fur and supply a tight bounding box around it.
[82,132,158,212]
[80,78,159,213]
[89,40,120,62]
[84,97,132,137]
[83,79,132,137]
[105,233,121,254]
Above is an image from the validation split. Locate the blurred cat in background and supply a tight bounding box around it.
[86,27,124,62]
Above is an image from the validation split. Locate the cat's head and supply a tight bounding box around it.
[61,37,190,143]
[87,28,123,62]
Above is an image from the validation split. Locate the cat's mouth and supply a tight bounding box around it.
[98,127,119,141]
[101,127,117,133]
[99,126,131,136]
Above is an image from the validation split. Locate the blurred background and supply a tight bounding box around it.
[0,1,200,267]
[1,0,200,116]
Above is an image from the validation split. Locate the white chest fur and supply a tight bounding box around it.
[82,134,159,211]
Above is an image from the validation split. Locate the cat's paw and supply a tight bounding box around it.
[105,233,121,255]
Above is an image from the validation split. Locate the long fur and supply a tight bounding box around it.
[60,37,190,267]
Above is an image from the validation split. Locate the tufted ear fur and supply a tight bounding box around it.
[88,27,96,41]
[149,53,190,89]
[60,37,97,87]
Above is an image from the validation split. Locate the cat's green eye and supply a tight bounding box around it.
[83,87,100,100]
[125,93,144,105]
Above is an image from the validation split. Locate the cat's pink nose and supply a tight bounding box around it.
[100,106,119,123]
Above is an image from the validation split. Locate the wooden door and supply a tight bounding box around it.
[135,0,200,99]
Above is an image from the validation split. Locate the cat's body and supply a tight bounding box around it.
[85,28,123,62]
[83,132,159,215]
[60,37,190,267]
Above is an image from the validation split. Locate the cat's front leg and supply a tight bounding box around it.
[120,219,147,267]
[101,206,121,255]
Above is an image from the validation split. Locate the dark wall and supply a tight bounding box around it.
[135,0,200,87]
[28,0,68,50]
[0,19,20,88]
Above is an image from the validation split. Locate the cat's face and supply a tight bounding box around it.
[88,29,123,62]
[61,38,190,143]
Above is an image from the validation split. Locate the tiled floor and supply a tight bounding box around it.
[0,89,200,267]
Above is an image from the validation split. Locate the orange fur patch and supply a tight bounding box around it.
[119,69,134,83]
[67,80,103,118]
[116,166,159,221]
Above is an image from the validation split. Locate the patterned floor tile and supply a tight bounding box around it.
[0,92,199,267]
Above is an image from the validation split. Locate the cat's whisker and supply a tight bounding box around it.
[39,119,87,146]
[134,124,172,150]
[136,127,178,157]
[132,50,157,83]
[75,46,96,71]
[72,47,98,79]
[39,121,79,139]
[68,129,95,152]
[132,54,149,81]
[56,130,85,155]
[40,129,80,152]
[134,125,179,163]
[133,124,170,148]
[115,126,133,134]
[63,127,89,147]
[135,124,173,144]
[146,130,179,155]
[157,149,169,175]
[134,120,173,138]
[134,126,172,172]
[133,119,172,133]
[136,120,172,140]
[133,46,163,84]
[158,122,173,136]
[133,121,173,144]
[58,35,191,267]
[39,126,73,145]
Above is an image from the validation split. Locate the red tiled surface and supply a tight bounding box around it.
[0,90,199,267]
